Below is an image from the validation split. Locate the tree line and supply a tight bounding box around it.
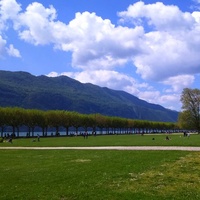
[0,88,199,137]
[0,107,178,137]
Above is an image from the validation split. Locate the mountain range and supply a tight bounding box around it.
[0,70,179,122]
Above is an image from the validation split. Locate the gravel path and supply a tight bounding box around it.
[0,146,200,151]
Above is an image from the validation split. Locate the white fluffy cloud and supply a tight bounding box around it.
[119,2,194,31]
[8,1,200,81]
[0,35,20,58]
[162,75,195,93]
[65,12,146,69]
[15,7,146,69]
[1,0,200,110]
[0,0,21,22]
[12,1,200,81]
[16,2,57,45]
[119,1,200,82]
[0,0,21,58]
[6,44,21,57]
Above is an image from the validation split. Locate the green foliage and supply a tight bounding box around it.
[0,70,178,122]
[0,106,178,136]
[180,88,200,131]
[0,137,3,143]
[178,110,194,129]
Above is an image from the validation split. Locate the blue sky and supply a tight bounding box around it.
[0,0,200,111]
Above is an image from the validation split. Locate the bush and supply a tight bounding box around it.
[0,137,3,143]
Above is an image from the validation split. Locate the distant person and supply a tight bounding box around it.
[37,134,40,142]
[8,137,12,143]
[183,131,187,137]
[84,132,88,139]
[166,136,170,140]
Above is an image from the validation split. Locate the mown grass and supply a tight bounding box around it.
[1,134,200,199]
[1,150,200,200]
[0,133,199,147]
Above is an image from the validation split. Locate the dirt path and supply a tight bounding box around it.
[1,146,200,151]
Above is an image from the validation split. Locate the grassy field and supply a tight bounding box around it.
[1,134,200,199]
[0,133,199,147]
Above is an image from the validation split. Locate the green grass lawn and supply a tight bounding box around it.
[1,134,200,200]
[0,150,200,200]
[0,133,199,147]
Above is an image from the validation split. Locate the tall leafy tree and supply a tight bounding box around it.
[34,110,47,136]
[71,112,83,134]
[5,107,25,137]
[23,109,38,136]
[0,107,7,137]
[95,114,107,134]
[61,111,72,136]
[46,110,63,135]
[178,111,194,130]
[180,88,200,132]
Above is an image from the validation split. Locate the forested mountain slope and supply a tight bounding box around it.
[0,70,179,122]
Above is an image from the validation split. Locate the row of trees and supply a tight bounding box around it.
[0,88,199,137]
[0,107,178,137]
[178,88,200,133]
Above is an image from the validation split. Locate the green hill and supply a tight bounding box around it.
[0,70,178,122]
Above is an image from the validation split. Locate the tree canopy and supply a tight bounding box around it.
[0,107,177,137]
[179,88,200,132]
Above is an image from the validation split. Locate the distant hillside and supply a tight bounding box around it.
[0,70,179,122]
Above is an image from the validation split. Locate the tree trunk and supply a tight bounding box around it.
[65,127,69,136]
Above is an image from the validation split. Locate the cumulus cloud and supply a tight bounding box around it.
[0,36,21,58]
[0,0,21,22]
[16,2,57,45]
[10,0,200,83]
[16,8,146,69]
[0,0,21,58]
[118,1,194,31]
[162,75,195,92]
[119,1,200,82]
[1,0,200,110]
[64,12,146,69]
[6,44,21,57]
